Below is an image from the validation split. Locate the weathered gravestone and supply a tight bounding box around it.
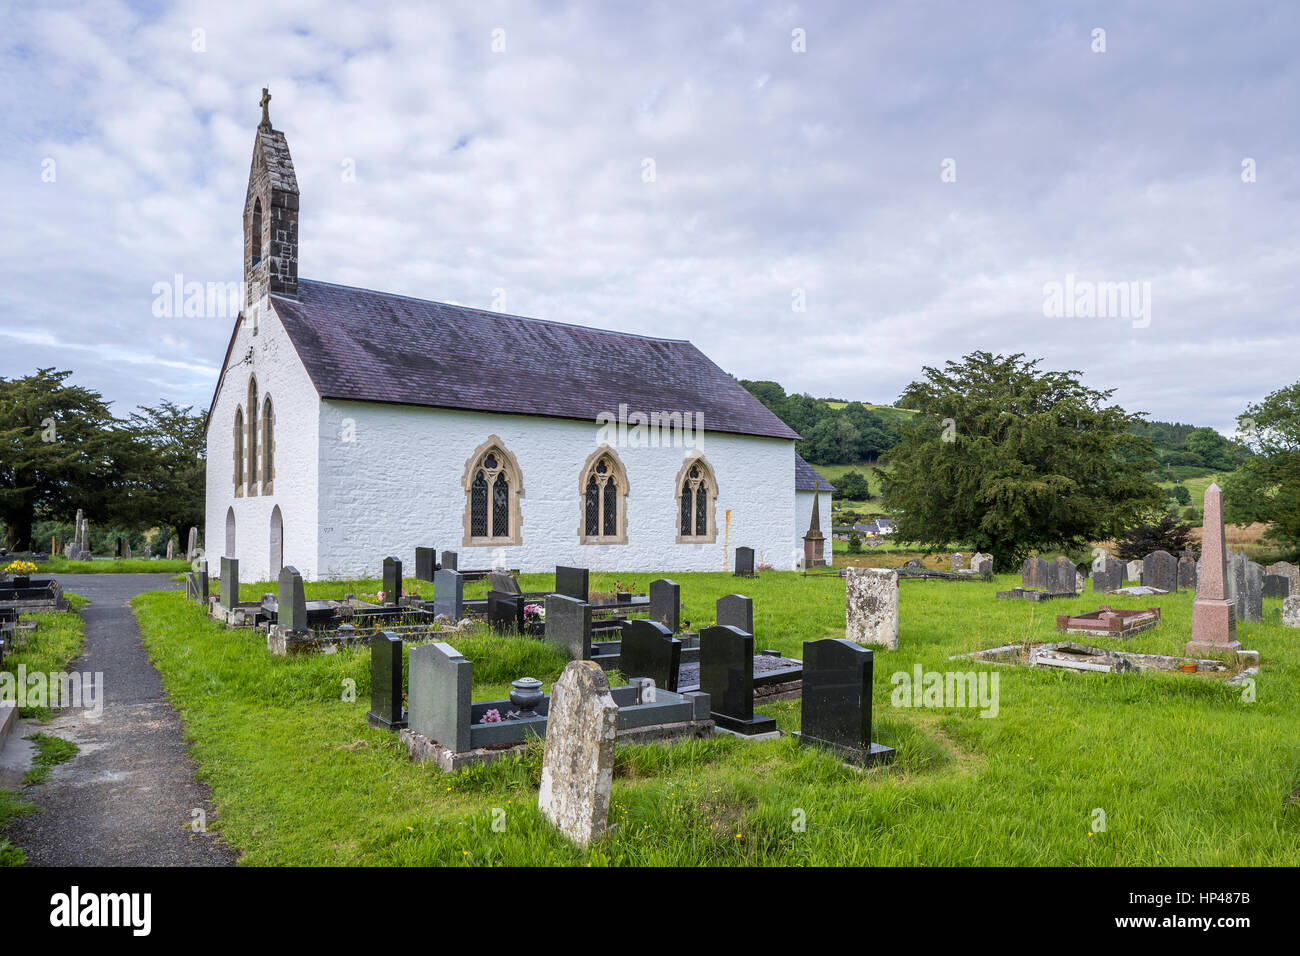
[408,642,472,752]
[1092,556,1123,593]
[1021,556,1051,591]
[538,660,619,847]
[433,568,463,621]
[382,557,403,604]
[1188,482,1240,655]
[555,566,589,601]
[1283,596,1300,629]
[488,570,520,595]
[164,539,173,560]
[545,594,593,660]
[1266,561,1300,599]
[1264,574,1290,599]
[699,625,777,735]
[734,546,755,577]
[1126,559,1143,583]
[186,526,199,562]
[415,547,437,582]
[970,553,993,576]
[367,632,406,729]
[620,619,681,693]
[440,550,458,572]
[716,594,753,635]
[845,567,898,650]
[1227,552,1264,623]
[1178,554,1198,590]
[648,578,680,633]
[219,557,239,611]
[277,566,307,631]
[1054,556,1082,593]
[1091,549,1110,572]
[797,638,894,766]
[1141,550,1178,592]
[950,553,964,572]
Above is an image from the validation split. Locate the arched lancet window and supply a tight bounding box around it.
[675,455,718,543]
[578,446,628,545]
[250,198,262,267]
[262,395,275,493]
[233,406,245,495]
[462,436,523,546]
[246,378,259,495]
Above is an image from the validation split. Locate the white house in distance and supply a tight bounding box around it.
[204,97,827,581]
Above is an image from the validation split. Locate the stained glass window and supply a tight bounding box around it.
[680,480,692,535]
[470,471,488,537]
[492,473,510,537]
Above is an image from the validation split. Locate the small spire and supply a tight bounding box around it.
[259,87,272,129]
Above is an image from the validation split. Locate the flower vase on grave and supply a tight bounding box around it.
[509,677,544,718]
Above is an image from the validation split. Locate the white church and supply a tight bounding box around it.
[204,95,833,581]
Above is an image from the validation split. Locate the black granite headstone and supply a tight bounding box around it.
[734,546,755,576]
[219,556,239,610]
[545,594,592,660]
[797,638,893,765]
[382,556,402,604]
[277,565,307,631]
[555,566,589,601]
[367,631,406,730]
[699,624,776,735]
[440,550,458,571]
[433,568,463,620]
[198,560,209,602]
[716,594,753,635]
[415,547,437,582]
[1264,574,1290,599]
[620,619,681,692]
[487,589,522,631]
[648,578,680,633]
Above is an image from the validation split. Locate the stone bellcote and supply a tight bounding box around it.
[243,88,299,307]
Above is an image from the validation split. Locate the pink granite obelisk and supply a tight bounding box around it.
[1186,483,1240,656]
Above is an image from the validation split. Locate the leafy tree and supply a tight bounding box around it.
[1168,485,1191,506]
[1223,382,1300,550]
[118,401,207,549]
[835,470,872,500]
[1113,513,1195,561]
[847,531,862,554]
[877,351,1164,571]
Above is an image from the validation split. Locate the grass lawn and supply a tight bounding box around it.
[130,571,1300,866]
[35,556,194,575]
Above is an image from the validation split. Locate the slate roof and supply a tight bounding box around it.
[268,279,800,440]
[794,453,835,492]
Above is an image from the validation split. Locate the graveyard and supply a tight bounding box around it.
[116,559,1300,866]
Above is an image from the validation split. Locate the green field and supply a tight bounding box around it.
[127,570,1299,866]
[34,556,194,575]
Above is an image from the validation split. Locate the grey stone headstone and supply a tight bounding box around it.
[1141,550,1178,592]
[382,556,402,604]
[555,566,589,601]
[1054,556,1080,594]
[368,631,405,728]
[408,642,472,753]
[545,594,592,660]
[648,578,680,633]
[187,526,198,562]
[1021,556,1050,590]
[1228,552,1264,622]
[1178,555,1198,590]
[1126,559,1143,583]
[845,567,899,649]
[1093,556,1123,593]
[619,619,681,692]
[538,660,618,847]
[198,560,209,602]
[1283,595,1300,629]
[734,546,755,576]
[277,565,307,631]
[440,550,458,572]
[716,594,753,635]
[220,556,239,610]
[433,569,463,621]
[415,547,437,582]
[970,553,993,576]
[488,570,520,595]
[184,572,198,601]
[949,552,964,572]
[1263,574,1290,599]
[1266,561,1300,598]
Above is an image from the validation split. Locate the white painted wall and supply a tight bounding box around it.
[313,399,798,578]
[204,296,321,582]
[794,488,833,562]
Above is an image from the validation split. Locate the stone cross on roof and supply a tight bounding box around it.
[259,87,272,128]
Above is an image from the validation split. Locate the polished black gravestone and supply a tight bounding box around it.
[734,546,755,577]
[649,578,680,633]
[620,619,681,692]
[197,560,209,602]
[699,625,776,735]
[433,568,463,620]
[219,556,239,610]
[716,594,753,635]
[277,565,308,631]
[487,589,523,631]
[382,556,403,603]
[555,566,589,601]
[440,550,458,572]
[796,638,893,766]
[415,547,437,582]
[367,631,406,730]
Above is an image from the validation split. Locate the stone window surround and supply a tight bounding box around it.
[246,376,260,497]
[577,445,629,546]
[675,453,719,544]
[232,405,244,498]
[261,394,276,496]
[461,435,524,547]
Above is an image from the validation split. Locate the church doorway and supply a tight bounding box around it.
[269,506,284,578]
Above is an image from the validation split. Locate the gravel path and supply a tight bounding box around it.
[7,573,238,866]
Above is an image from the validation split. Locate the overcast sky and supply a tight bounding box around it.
[2,1,1296,434]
